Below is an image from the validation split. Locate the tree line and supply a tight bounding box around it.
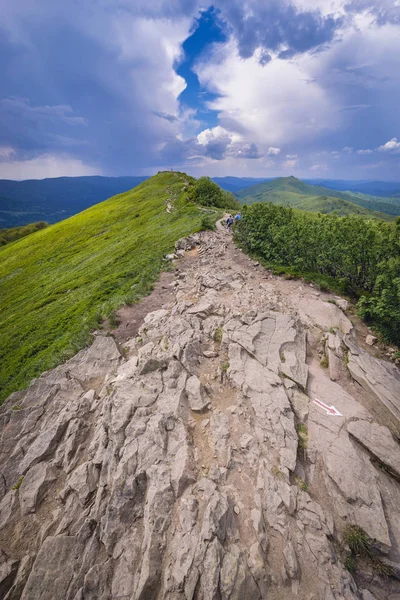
[234,203,400,345]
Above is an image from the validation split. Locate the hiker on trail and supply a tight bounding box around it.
[226,214,234,233]
[234,212,242,223]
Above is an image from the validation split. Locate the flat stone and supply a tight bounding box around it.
[186,375,209,412]
[345,339,400,435]
[366,335,378,346]
[347,420,400,480]
[203,351,218,358]
[21,537,83,600]
[19,463,57,515]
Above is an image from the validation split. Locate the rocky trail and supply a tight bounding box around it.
[1,228,400,600]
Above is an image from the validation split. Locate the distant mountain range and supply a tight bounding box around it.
[1,174,400,228]
[236,176,400,220]
[0,176,148,227]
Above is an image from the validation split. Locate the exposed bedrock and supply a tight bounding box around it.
[0,230,399,599]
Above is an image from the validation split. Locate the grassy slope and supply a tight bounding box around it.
[238,177,395,220]
[0,171,203,403]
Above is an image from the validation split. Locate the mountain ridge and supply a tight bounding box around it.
[237,176,398,219]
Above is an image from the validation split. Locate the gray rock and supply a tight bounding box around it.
[347,420,400,480]
[186,375,209,412]
[187,302,215,317]
[21,537,83,600]
[345,339,400,435]
[19,463,57,515]
[366,335,378,346]
[67,462,99,506]
[203,350,218,358]
[327,347,341,381]
[323,431,391,550]
[0,558,19,599]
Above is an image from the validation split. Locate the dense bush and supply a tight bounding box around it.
[235,204,400,345]
[0,221,48,246]
[189,177,240,211]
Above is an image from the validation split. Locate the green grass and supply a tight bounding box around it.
[296,423,308,450]
[0,171,204,403]
[294,475,308,491]
[344,525,372,556]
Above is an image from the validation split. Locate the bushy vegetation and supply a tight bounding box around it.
[189,176,240,211]
[0,221,48,246]
[235,203,400,345]
[0,172,204,404]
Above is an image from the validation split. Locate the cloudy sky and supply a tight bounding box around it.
[1,0,400,180]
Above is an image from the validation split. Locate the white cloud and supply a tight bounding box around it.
[357,148,373,154]
[342,146,353,153]
[286,153,298,159]
[377,137,400,153]
[268,147,281,156]
[283,159,298,169]
[310,163,328,171]
[195,39,340,156]
[0,154,100,180]
[0,146,15,159]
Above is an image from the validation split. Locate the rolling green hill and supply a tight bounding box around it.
[238,176,397,220]
[0,171,213,403]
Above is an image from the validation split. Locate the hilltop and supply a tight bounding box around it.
[0,171,230,403]
[238,176,399,219]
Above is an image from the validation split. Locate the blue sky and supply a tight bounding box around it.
[0,0,400,180]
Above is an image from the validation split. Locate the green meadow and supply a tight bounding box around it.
[0,171,206,403]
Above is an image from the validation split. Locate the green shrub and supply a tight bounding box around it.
[189,177,240,211]
[201,213,217,231]
[235,206,400,345]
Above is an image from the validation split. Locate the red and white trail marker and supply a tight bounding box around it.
[313,398,343,417]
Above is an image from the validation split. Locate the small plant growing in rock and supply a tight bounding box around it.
[329,327,336,334]
[280,350,286,363]
[294,476,308,492]
[371,558,395,579]
[296,423,308,450]
[108,311,120,329]
[345,555,356,573]
[12,476,24,491]
[213,327,224,344]
[221,361,230,373]
[320,355,329,369]
[344,525,372,557]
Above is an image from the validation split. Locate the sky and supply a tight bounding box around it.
[0,0,400,180]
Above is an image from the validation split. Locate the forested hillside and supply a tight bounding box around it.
[238,176,399,219]
[235,203,400,345]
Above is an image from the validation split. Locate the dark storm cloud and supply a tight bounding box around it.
[153,111,179,123]
[213,0,344,60]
